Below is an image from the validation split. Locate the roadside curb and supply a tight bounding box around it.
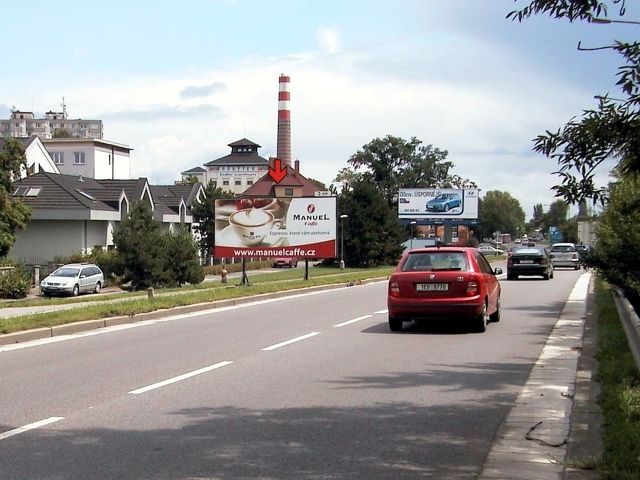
[0,277,387,346]
[563,275,603,479]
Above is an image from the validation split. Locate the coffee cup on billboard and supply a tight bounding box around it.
[228,208,283,246]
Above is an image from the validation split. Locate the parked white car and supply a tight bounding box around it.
[40,263,104,297]
[478,245,504,256]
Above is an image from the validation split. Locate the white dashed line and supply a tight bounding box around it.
[334,315,372,327]
[0,417,64,441]
[374,309,388,314]
[262,332,320,351]
[129,361,233,394]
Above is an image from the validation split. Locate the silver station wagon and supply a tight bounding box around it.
[40,263,105,297]
[549,243,580,270]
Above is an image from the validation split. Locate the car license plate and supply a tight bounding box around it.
[520,260,534,264]
[416,283,448,292]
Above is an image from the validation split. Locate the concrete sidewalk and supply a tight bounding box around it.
[478,273,603,479]
[0,269,272,319]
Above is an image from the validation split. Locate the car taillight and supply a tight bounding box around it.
[467,280,479,296]
[389,281,400,296]
[507,258,513,265]
[572,253,578,260]
[540,258,547,264]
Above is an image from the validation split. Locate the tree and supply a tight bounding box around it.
[478,191,526,239]
[112,200,165,290]
[307,177,327,190]
[52,128,73,138]
[190,181,235,259]
[0,138,31,257]
[509,0,640,206]
[338,179,405,267]
[182,174,200,185]
[588,173,640,300]
[544,199,569,230]
[162,226,204,287]
[335,135,476,207]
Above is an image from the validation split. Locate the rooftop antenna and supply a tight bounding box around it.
[61,96,68,119]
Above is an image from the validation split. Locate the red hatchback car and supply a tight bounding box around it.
[387,247,503,333]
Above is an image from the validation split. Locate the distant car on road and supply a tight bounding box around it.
[549,243,580,270]
[507,246,554,280]
[514,238,522,244]
[40,263,104,297]
[478,245,504,256]
[273,257,298,268]
[387,246,502,333]
[425,193,461,212]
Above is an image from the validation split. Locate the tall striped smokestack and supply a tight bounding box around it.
[277,74,292,167]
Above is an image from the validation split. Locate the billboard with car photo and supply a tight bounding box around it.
[213,197,338,258]
[398,188,479,220]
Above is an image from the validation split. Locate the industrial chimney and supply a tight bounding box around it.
[276,74,292,167]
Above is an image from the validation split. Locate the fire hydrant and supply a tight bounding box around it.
[221,267,228,284]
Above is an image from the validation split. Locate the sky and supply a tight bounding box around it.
[1,0,636,220]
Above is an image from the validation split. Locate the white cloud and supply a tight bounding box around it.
[316,26,341,54]
[7,25,612,221]
[72,48,89,61]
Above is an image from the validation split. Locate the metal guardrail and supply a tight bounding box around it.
[612,285,640,370]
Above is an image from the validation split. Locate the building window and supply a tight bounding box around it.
[74,152,85,165]
[52,152,64,165]
[285,188,294,196]
[247,180,253,185]
[223,180,229,186]
[70,124,76,129]
[235,180,241,186]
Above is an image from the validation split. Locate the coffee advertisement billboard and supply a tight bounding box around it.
[213,197,337,258]
[398,188,479,220]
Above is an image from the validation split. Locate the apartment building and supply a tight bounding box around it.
[0,110,103,139]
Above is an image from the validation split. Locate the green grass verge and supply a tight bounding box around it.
[0,267,396,335]
[595,277,640,479]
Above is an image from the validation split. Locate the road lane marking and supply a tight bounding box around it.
[334,315,372,327]
[0,417,64,441]
[129,361,233,394]
[262,332,320,351]
[374,309,388,314]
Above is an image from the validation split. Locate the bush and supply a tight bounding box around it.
[203,259,274,276]
[0,264,32,299]
[52,247,122,287]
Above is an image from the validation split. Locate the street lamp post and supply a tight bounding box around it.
[410,221,416,250]
[340,214,348,270]
[591,17,640,26]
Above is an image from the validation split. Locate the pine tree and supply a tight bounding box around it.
[112,200,165,290]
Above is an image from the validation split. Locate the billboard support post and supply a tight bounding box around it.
[410,221,416,249]
[239,258,250,286]
[340,214,348,270]
[304,259,309,280]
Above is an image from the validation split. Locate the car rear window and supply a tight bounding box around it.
[401,252,469,272]
[514,248,542,254]
[551,245,576,252]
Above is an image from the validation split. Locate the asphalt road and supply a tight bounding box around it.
[0,262,584,479]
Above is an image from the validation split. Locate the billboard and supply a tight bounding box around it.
[398,188,479,220]
[213,197,337,258]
